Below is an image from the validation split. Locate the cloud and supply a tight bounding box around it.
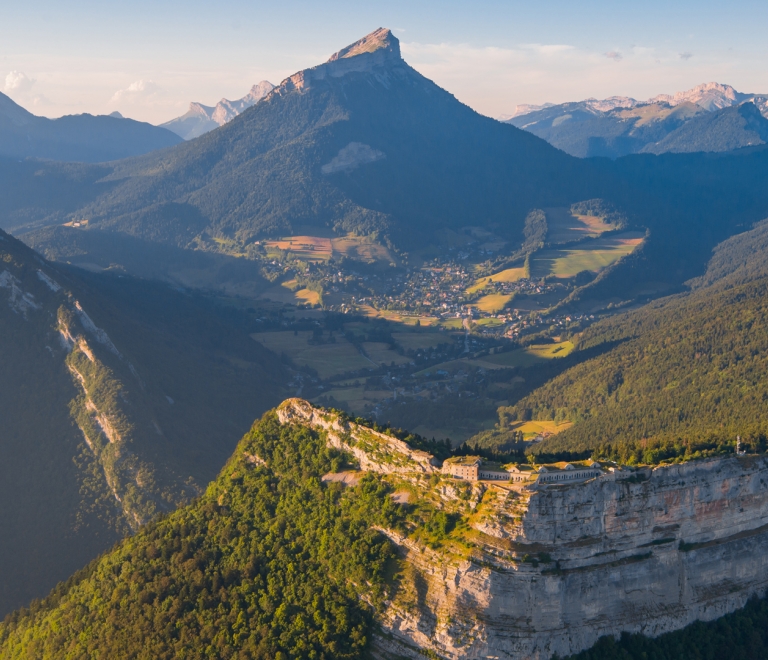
[605,51,623,61]
[679,52,694,60]
[4,71,36,93]
[110,79,160,103]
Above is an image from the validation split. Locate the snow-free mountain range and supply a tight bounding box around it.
[505,82,768,157]
[160,80,275,140]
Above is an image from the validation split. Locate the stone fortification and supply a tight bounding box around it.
[377,455,768,659]
[273,400,768,658]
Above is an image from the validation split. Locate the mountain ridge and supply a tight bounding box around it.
[161,81,275,140]
[0,92,183,162]
[0,227,288,616]
[506,82,768,158]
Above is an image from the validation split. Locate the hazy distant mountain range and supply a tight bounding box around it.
[0,92,182,162]
[160,81,275,140]
[3,29,768,308]
[506,82,768,157]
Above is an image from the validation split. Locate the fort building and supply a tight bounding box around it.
[442,456,605,484]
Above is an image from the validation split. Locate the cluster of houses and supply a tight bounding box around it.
[442,456,605,485]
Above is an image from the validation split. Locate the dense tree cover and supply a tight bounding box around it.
[566,595,768,660]
[643,102,768,155]
[0,413,406,659]
[504,275,768,457]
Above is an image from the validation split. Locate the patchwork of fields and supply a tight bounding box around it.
[531,232,644,279]
[263,235,394,263]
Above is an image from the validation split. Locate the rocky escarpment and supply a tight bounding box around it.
[0,239,193,534]
[377,455,768,659]
[271,28,405,95]
[277,398,439,475]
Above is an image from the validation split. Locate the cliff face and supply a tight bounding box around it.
[272,400,768,658]
[377,456,768,659]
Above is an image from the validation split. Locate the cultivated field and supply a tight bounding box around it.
[531,232,644,279]
[363,342,413,366]
[264,234,394,263]
[471,293,514,313]
[358,304,439,326]
[418,340,574,373]
[467,267,526,294]
[312,385,391,417]
[251,331,373,378]
[257,280,321,306]
[392,332,455,351]
[509,419,573,440]
[545,207,614,243]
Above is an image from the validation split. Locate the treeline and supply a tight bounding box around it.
[497,275,768,458]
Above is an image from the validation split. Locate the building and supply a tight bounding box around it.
[535,461,602,484]
[442,456,481,480]
[442,456,605,485]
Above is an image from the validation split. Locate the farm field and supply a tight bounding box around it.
[467,267,526,294]
[362,342,413,366]
[263,234,394,263]
[418,340,574,373]
[313,386,391,417]
[392,332,455,351]
[531,232,644,279]
[545,207,614,243]
[358,304,439,326]
[251,331,373,378]
[257,280,321,306]
[471,293,514,313]
[509,419,574,440]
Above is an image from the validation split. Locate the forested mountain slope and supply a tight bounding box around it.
[6,402,768,659]
[0,229,287,615]
[496,218,768,458]
[641,101,768,154]
[0,92,182,162]
[0,410,401,659]
[5,28,589,251]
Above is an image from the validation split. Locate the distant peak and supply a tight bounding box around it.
[108,111,123,119]
[327,27,400,62]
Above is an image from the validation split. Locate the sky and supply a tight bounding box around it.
[2,0,768,125]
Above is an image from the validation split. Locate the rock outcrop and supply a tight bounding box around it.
[272,28,404,95]
[276,398,439,475]
[271,400,768,658]
[376,455,768,659]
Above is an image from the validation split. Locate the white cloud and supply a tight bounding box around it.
[110,79,160,103]
[4,71,36,93]
[605,51,623,61]
[679,52,694,60]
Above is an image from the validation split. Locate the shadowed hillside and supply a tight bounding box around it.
[0,229,288,615]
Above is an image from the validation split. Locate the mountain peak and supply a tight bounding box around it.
[275,28,404,95]
[327,27,400,62]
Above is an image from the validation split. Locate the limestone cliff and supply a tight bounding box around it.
[275,400,768,659]
[379,456,768,659]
